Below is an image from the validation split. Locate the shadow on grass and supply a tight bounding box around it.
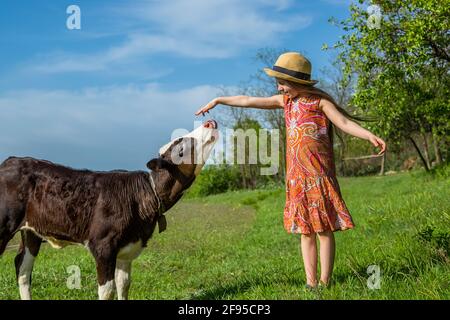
[188,273,360,300]
[186,255,450,300]
[189,276,303,300]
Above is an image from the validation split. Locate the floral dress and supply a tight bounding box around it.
[283,94,355,234]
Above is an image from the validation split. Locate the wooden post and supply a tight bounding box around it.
[379,152,386,176]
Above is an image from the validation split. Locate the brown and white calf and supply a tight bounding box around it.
[0,120,218,300]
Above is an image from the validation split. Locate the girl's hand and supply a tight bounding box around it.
[195,98,218,116]
[368,134,387,155]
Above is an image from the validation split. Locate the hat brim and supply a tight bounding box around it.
[264,68,318,86]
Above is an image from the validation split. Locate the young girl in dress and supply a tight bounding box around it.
[195,52,386,289]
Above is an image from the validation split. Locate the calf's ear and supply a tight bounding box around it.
[147,158,174,171]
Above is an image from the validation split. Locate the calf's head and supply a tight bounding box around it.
[146,120,219,195]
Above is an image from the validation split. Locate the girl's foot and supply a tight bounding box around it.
[304,283,322,300]
[305,283,318,292]
[318,280,332,289]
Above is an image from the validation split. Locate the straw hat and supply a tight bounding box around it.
[264,52,318,86]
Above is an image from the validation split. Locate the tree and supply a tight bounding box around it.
[319,57,357,175]
[246,48,289,182]
[218,48,289,183]
[232,118,263,189]
[331,0,450,170]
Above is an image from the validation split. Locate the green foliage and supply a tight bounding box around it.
[430,162,450,179]
[417,225,450,258]
[331,0,450,169]
[231,117,281,189]
[187,163,282,198]
[187,165,240,197]
[189,117,282,196]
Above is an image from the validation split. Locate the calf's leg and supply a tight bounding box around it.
[93,253,117,300]
[115,259,132,300]
[0,206,25,256]
[15,230,42,300]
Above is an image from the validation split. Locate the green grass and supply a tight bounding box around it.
[0,170,449,300]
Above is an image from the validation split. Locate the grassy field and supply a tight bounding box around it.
[0,170,449,300]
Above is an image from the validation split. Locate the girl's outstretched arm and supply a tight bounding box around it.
[195,95,284,116]
[320,99,386,155]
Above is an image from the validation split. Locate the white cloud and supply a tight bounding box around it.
[30,0,312,74]
[0,83,224,170]
[123,0,312,56]
[30,46,174,76]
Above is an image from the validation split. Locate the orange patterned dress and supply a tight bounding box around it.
[283,94,355,234]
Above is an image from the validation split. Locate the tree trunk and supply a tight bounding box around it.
[379,152,386,176]
[240,164,247,188]
[252,165,258,189]
[431,132,442,165]
[421,132,431,169]
[409,136,430,171]
[249,164,255,189]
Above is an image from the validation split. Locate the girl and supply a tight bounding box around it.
[195,52,386,290]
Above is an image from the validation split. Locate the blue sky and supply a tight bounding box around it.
[0,0,353,170]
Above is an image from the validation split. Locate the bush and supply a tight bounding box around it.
[187,165,240,197]
[430,162,450,179]
[417,225,450,258]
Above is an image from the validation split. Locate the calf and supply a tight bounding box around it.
[0,120,218,300]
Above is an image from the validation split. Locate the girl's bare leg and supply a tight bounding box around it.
[317,230,335,285]
[300,233,318,287]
